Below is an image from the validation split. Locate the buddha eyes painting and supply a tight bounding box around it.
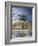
[11,6,32,38]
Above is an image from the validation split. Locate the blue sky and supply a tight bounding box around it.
[12,7,32,15]
[12,7,32,22]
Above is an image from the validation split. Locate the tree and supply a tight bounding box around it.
[18,14,26,29]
